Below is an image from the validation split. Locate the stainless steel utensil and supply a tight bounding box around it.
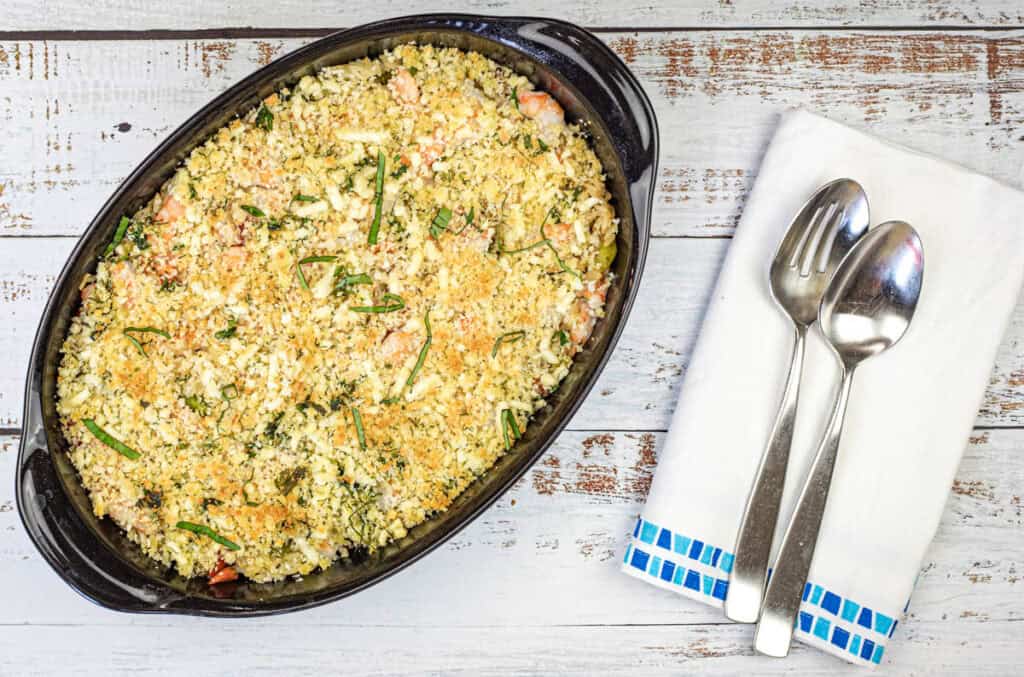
[725,179,870,623]
[753,220,925,656]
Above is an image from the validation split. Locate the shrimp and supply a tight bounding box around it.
[155,194,185,223]
[381,330,417,365]
[109,261,138,308]
[543,221,574,249]
[208,557,238,585]
[222,245,249,272]
[568,279,609,347]
[80,282,95,304]
[517,90,564,129]
[388,68,420,105]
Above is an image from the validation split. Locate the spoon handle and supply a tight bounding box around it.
[754,367,854,657]
[725,325,806,623]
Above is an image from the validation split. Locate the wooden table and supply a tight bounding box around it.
[2,3,1022,674]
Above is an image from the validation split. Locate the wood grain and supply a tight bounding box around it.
[3,1,1024,32]
[4,237,1024,431]
[1,429,1021,669]
[2,32,1023,238]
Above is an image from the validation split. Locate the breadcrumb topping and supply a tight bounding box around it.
[56,44,617,583]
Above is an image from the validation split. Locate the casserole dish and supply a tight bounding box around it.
[15,13,658,615]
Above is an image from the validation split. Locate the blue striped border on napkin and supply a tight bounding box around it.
[622,517,902,666]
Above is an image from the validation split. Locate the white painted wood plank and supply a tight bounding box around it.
[4,1,1024,31]
[1,429,1021,672]
[3,237,1024,429]
[2,621,1023,675]
[2,32,1023,237]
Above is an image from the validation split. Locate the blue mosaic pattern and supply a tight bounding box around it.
[625,517,901,666]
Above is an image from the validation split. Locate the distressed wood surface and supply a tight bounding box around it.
[3,6,1024,675]
[3,32,1024,238]
[1,428,1021,670]
[3,1,1024,32]
[3,236,1024,432]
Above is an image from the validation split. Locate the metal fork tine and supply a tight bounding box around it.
[814,206,846,273]
[788,205,824,269]
[799,201,836,277]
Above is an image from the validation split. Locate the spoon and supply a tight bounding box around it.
[725,179,869,623]
[753,220,925,657]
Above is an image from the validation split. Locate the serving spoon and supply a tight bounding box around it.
[753,220,925,657]
[725,179,869,623]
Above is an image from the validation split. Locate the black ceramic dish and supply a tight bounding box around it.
[15,13,658,616]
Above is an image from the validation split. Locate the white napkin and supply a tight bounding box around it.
[621,109,1024,666]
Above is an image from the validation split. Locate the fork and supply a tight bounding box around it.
[723,179,870,623]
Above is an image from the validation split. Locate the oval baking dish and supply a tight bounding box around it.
[15,13,658,616]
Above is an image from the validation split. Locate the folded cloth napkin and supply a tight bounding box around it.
[621,109,1024,666]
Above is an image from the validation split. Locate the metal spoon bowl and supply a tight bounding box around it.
[754,220,925,657]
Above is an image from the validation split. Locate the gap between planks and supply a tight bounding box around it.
[0,24,1023,42]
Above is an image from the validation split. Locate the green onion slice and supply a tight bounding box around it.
[430,207,452,238]
[501,409,523,450]
[176,521,241,551]
[296,255,338,290]
[214,317,238,340]
[293,194,319,203]
[240,204,265,218]
[351,293,405,314]
[466,206,475,226]
[367,151,386,245]
[491,330,526,358]
[351,406,367,451]
[103,216,131,258]
[555,330,569,346]
[406,309,432,388]
[123,326,171,357]
[221,384,239,401]
[82,419,140,460]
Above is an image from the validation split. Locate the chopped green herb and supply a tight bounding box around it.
[296,254,338,290]
[367,151,385,245]
[391,164,408,179]
[501,409,523,450]
[537,138,550,153]
[240,204,265,218]
[127,221,150,250]
[351,407,367,451]
[82,419,140,460]
[202,497,223,508]
[545,238,581,278]
[159,279,179,292]
[523,134,533,150]
[184,394,209,416]
[405,309,432,388]
[188,183,198,200]
[255,104,274,131]
[329,380,356,411]
[176,521,240,550]
[266,217,283,231]
[351,293,405,314]
[221,384,238,401]
[296,399,323,413]
[512,86,520,112]
[214,317,238,340]
[555,330,569,346]
[275,466,308,495]
[491,330,526,358]
[264,411,285,438]
[103,216,131,258]
[293,193,319,203]
[466,206,475,226]
[430,207,452,238]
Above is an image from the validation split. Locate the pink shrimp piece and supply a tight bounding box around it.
[543,221,574,249]
[155,195,185,224]
[388,68,420,105]
[80,282,95,304]
[381,330,417,364]
[215,219,244,246]
[569,300,597,346]
[517,90,564,128]
[415,127,447,170]
[222,246,249,272]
